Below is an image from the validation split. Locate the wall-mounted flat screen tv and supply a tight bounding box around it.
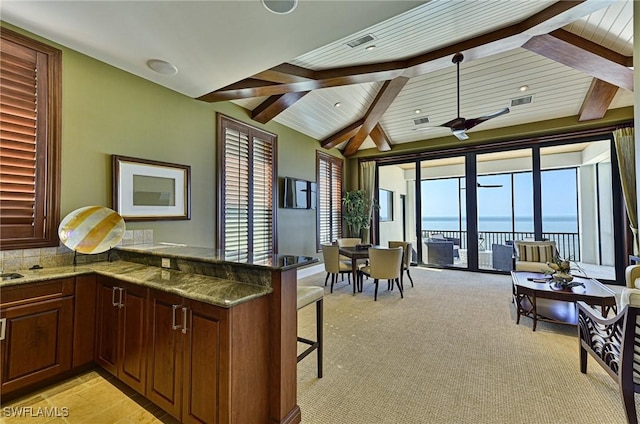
[283,177,316,209]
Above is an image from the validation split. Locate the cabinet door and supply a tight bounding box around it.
[118,282,147,395]
[73,274,97,368]
[95,278,120,376]
[0,296,74,395]
[182,299,226,424]
[146,290,183,419]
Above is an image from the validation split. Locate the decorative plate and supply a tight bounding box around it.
[58,206,126,254]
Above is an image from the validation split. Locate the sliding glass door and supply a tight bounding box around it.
[476,149,533,271]
[420,156,467,268]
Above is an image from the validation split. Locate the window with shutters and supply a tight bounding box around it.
[0,28,61,250]
[316,152,343,251]
[217,114,277,262]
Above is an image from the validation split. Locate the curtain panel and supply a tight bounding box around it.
[614,127,638,255]
[359,161,376,243]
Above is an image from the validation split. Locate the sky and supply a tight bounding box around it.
[421,168,579,220]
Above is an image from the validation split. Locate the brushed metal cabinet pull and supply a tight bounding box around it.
[171,304,181,330]
[111,287,119,306]
[181,307,188,334]
[0,318,6,341]
[118,288,124,308]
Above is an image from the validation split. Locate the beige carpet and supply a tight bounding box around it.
[296,267,631,424]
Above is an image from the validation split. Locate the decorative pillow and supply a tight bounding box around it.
[515,242,556,263]
[621,288,640,309]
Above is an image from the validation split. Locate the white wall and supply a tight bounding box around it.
[378,165,408,246]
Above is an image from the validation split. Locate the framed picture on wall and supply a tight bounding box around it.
[112,155,191,221]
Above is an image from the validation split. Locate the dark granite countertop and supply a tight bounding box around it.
[0,261,271,308]
[115,244,318,270]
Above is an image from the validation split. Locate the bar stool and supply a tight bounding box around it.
[296,286,324,378]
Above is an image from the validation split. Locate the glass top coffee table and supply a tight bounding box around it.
[511,271,617,331]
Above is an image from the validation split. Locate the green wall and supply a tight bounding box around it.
[4,22,341,258]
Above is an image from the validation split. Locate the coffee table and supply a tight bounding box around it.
[511,271,617,331]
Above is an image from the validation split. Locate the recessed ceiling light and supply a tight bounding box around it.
[147,59,178,75]
[519,85,529,92]
[261,0,298,15]
[365,45,376,51]
[414,109,421,114]
[334,102,342,108]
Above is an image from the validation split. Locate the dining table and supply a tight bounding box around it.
[338,245,374,294]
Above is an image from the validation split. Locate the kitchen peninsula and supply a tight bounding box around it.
[0,244,317,424]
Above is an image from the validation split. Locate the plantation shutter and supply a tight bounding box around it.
[218,115,276,261]
[252,135,274,262]
[316,152,343,250]
[0,37,47,241]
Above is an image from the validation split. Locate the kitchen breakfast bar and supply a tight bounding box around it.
[0,244,317,424]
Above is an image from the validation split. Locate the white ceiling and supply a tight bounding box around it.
[1,0,635,152]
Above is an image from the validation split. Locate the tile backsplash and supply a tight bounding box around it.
[1,229,153,272]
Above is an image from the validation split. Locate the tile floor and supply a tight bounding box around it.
[0,369,176,423]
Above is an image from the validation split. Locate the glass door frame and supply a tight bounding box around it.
[370,132,627,284]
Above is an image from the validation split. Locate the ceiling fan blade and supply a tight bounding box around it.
[465,107,510,130]
[440,117,466,130]
[452,129,469,141]
[477,183,503,188]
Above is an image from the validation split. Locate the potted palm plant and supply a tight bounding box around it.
[342,190,376,239]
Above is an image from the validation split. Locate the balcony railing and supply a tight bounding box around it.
[421,229,580,261]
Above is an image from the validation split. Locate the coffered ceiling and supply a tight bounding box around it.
[1,0,634,156]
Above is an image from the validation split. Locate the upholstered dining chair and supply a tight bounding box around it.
[336,237,363,262]
[388,241,413,288]
[513,240,557,273]
[321,244,352,293]
[358,247,403,301]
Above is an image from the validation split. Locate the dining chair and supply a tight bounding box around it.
[336,237,361,261]
[388,241,413,288]
[358,247,403,301]
[321,244,352,293]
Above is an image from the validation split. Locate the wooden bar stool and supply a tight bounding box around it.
[296,286,324,378]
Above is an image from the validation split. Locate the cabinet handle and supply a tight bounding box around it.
[171,304,181,330]
[117,288,124,308]
[111,287,119,307]
[0,318,6,341]
[181,307,188,334]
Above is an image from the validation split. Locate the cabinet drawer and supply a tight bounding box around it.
[1,278,75,308]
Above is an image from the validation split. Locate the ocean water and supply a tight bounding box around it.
[422,216,578,233]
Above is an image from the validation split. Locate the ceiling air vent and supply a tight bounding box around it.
[510,95,534,107]
[413,116,430,126]
[346,34,376,48]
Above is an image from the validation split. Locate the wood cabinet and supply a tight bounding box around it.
[146,288,270,424]
[73,274,97,368]
[95,275,147,394]
[147,289,226,423]
[0,279,74,396]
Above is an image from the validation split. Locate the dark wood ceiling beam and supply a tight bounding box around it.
[549,29,630,65]
[251,63,316,84]
[320,119,365,149]
[522,33,633,92]
[369,124,391,152]
[251,92,310,124]
[198,1,605,102]
[578,78,619,121]
[342,77,409,157]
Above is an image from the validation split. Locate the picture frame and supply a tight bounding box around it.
[112,155,191,221]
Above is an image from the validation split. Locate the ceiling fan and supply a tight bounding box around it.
[440,53,510,141]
